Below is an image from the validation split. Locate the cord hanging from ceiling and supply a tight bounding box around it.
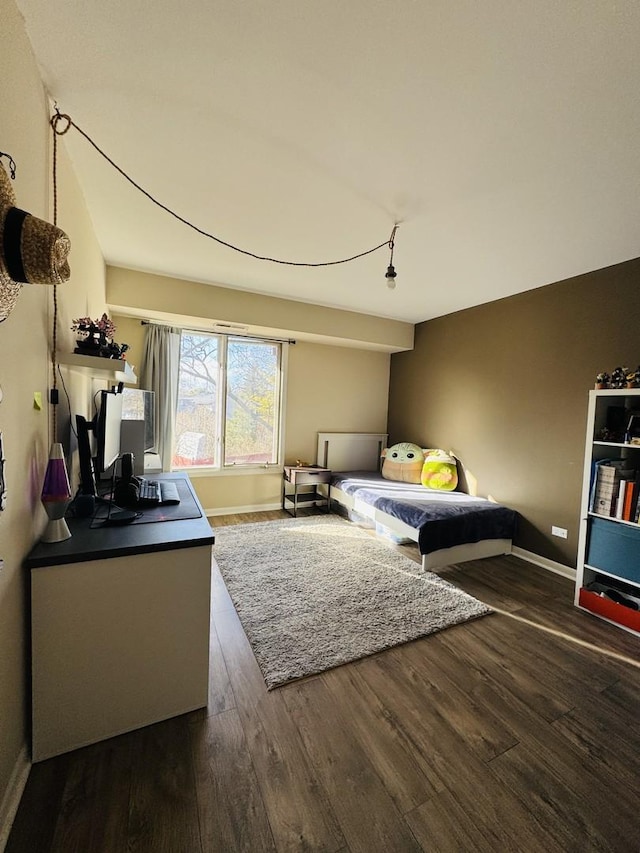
[50,117,61,441]
[0,152,17,179]
[50,108,400,277]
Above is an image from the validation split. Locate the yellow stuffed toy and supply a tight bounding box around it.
[421,449,458,490]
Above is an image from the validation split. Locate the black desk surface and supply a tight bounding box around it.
[25,473,215,569]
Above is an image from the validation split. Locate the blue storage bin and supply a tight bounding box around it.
[586,517,640,584]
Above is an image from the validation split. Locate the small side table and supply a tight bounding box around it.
[283,466,332,517]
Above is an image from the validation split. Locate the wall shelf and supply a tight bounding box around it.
[58,353,137,384]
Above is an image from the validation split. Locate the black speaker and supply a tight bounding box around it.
[121,452,135,480]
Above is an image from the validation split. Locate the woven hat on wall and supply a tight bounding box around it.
[0,159,71,323]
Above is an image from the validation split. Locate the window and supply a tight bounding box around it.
[173,332,283,470]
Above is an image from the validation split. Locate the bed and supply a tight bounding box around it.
[317,432,516,571]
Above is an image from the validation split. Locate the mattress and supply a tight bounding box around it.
[332,471,517,555]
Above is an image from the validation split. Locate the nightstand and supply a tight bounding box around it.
[282,466,332,517]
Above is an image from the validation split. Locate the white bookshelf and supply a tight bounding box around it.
[575,389,640,635]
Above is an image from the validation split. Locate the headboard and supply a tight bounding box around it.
[316,432,388,472]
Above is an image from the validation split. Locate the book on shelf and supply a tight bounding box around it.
[622,480,639,522]
[589,459,637,520]
[615,480,627,519]
[589,459,636,514]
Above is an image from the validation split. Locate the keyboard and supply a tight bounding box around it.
[137,480,181,507]
[138,479,160,506]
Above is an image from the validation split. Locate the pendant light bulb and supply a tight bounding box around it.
[385,264,397,290]
[385,224,399,290]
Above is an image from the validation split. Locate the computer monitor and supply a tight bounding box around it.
[95,388,123,475]
[75,388,124,496]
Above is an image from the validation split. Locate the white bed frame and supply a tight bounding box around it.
[317,432,512,572]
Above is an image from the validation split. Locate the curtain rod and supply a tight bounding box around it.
[140,319,296,345]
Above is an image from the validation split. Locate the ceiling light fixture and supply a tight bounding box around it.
[385,225,399,290]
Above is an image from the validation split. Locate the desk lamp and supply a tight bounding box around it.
[41,442,72,542]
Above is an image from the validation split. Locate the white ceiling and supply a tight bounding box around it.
[15,0,640,324]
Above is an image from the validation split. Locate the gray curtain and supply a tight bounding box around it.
[140,324,181,473]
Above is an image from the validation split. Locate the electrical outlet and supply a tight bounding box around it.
[552,526,568,539]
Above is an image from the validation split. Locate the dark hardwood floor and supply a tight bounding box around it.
[7,510,640,852]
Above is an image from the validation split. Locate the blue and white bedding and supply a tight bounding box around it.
[331,471,517,556]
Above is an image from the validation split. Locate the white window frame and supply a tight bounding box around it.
[172,331,287,476]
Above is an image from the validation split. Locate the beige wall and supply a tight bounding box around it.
[0,5,49,825]
[111,317,391,513]
[388,258,640,568]
[0,0,108,827]
[109,314,145,382]
[284,341,389,464]
[107,266,413,353]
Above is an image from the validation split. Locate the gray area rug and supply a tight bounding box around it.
[214,515,492,689]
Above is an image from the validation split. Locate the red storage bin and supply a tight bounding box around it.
[579,587,640,633]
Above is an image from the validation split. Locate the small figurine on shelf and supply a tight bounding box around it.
[102,340,129,360]
[626,368,640,389]
[596,427,615,441]
[595,372,610,390]
[610,367,629,390]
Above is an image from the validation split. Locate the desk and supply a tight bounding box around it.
[24,474,215,762]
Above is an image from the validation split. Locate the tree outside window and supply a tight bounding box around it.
[173,332,282,469]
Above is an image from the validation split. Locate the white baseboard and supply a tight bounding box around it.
[511,546,576,580]
[0,745,30,852]
[205,501,282,517]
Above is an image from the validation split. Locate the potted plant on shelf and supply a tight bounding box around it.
[71,313,128,359]
[595,372,610,390]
